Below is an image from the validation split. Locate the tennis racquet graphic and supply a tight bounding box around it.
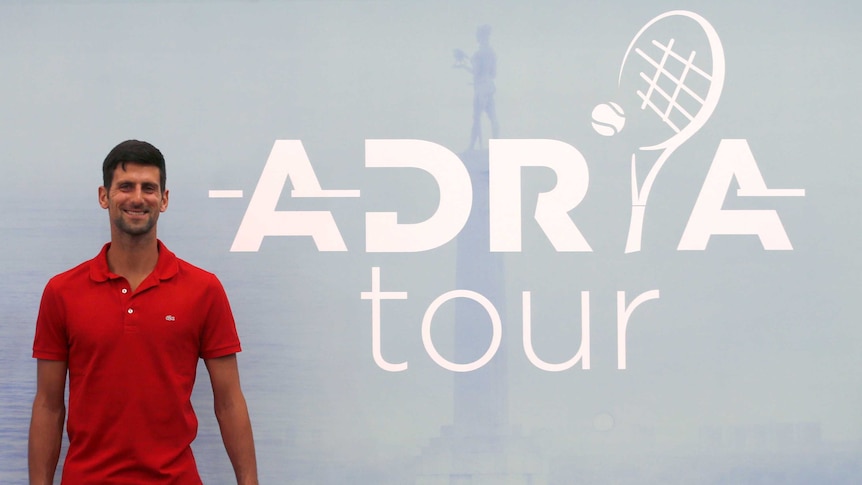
[595,11,725,253]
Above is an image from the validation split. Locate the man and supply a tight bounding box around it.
[28,140,258,484]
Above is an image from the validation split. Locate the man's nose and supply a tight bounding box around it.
[130,186,145,203]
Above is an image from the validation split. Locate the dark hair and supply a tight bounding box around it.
[102,140,166,191]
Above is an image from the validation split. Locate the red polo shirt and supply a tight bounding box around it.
[33,241,242,484]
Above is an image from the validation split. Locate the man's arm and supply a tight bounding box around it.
[205,354,258,485]
[28,359,67,485]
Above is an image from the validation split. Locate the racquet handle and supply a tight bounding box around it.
[625,205,646,253]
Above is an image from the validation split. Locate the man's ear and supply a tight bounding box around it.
[160,189,169,213]
[98,186,109,209]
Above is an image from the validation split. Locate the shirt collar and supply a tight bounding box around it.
[89,240,179,283]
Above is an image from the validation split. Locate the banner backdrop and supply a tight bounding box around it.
[1,1,860,483]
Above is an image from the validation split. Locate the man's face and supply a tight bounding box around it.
[98,163,169,237]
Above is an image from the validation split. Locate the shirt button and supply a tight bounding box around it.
[122,288,128,294]
[128,308,134,314]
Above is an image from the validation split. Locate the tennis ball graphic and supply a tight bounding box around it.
[591,102,625,136]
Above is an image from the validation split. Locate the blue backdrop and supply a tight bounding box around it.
[1,1,860,483]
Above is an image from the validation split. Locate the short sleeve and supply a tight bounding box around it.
[33,280,69,361]
[199,274,242,360]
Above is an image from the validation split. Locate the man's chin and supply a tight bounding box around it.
[114,219,156,237]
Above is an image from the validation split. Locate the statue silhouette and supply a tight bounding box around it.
[417,25,546,484]
[454,24,500,150]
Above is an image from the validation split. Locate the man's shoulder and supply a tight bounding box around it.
[46,257,94,288]
[170,257,231,304]
[46,243,111,289]
[173,255,221,284]
[158,241,219,283]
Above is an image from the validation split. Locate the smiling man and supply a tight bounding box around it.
[28,140,258,484]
